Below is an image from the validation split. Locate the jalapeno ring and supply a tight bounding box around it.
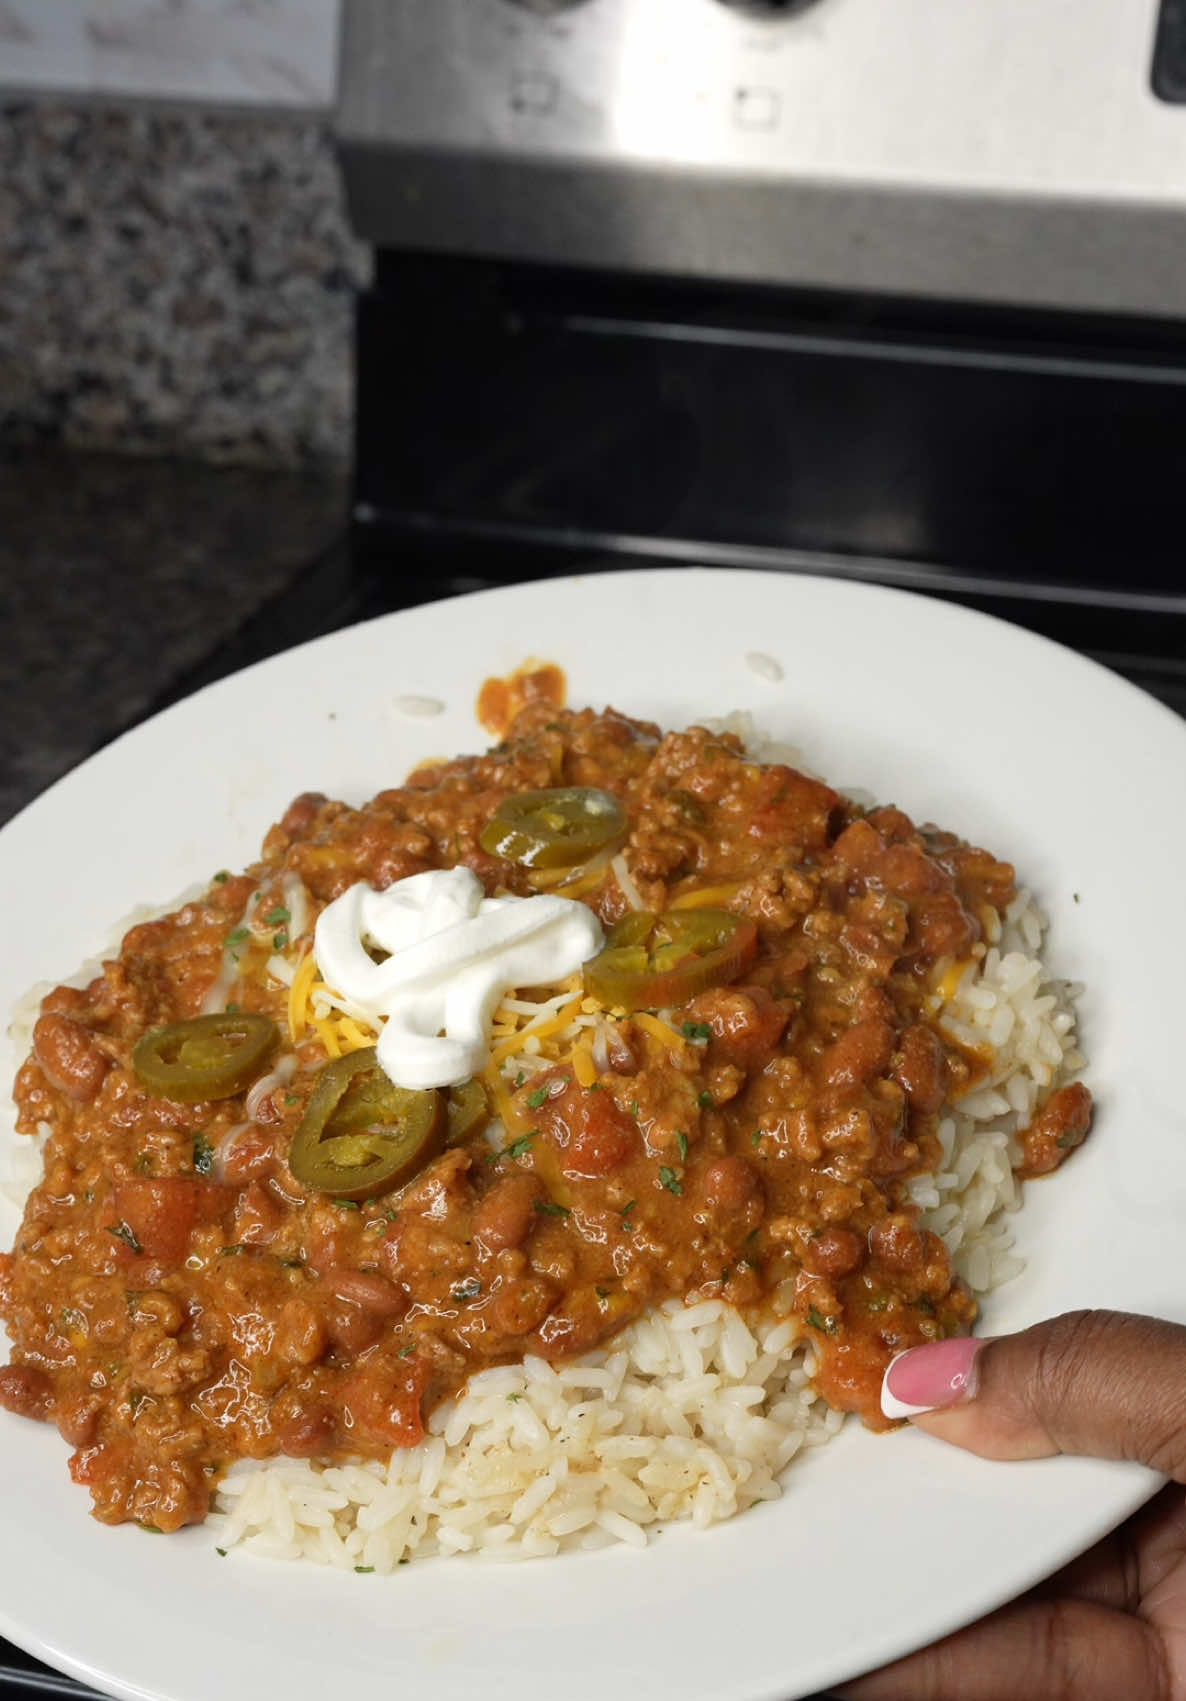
[289,1047,445,1201]
[132,1012,279,1103]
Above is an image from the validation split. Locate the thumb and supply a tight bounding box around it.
[881,1309,1186,1475]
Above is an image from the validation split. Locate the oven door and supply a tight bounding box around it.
[355,256,1186,710]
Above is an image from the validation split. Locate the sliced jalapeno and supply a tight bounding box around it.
[132,1012,278,1103]
[446,1078,490,1145]
[289,1047,445,1200]
[583,909,758,1012]
[478,787,627,869]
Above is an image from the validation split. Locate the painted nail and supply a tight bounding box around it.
[881,1337,985,1420]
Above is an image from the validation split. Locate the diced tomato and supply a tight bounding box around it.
[340,1352,427,1450]
[109,1178,230,1265]
[564,1088,639,1178]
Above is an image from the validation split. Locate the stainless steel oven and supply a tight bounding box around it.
[336,0,1186,712]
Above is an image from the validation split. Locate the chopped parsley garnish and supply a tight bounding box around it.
[107,1221,142,1255]
[226,927,250,946]
[681,1022,711,1042]
[504,1132,536,1160]
[193,1133,214,1176]
[213,871,229,884]
[806,1306,839,1336]
[226,1002,240,1014]
[527,1086,550,1109]
[354,1566,375,1574]
[451,1277,482,1302]
[1056,1131,1082,1149]
[620,1200,636,1223]
[398,1345,416,1359]
[263,906,291,926]
[285,1092,300,1106]
[273,931,289,952]
[506,1392,523,1403]
[629,1101,640,1119]
[216,1547,228,1556]
[534,1200,570,1218]
[698,1091,714,1109]
[658,1166,683,1196]
[514,1071,526,1088]
[219,1244,245,1257]
[335,1199,361,1211]
[751,1130,763,1147]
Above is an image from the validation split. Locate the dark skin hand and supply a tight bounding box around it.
[836,1311,1186,1700]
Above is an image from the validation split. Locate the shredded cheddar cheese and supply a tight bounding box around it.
[669,882,744,910]
[488,992,584,1069]
[571,1033,598,1088]
[287,949,318,1043]
[936,958,972,1003]
[631,1010,691,1052]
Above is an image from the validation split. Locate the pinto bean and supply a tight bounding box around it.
[701,1156,761,1214]
[327,1268,407,1319]
[472,1174,543,1254]
[801,1227,865,1279]
[483,1275,556,1338]
[322,1296,384,1356]
[56,1392,101,1448]
[272,1404,336,1457]
[279,791,329,841]
[818,1018,895,1095]
[32,1013,109,1102]
[0,1363,54,1421]
[1018,1082,1093,1178]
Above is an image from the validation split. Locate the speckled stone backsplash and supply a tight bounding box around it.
[0,102,369,466]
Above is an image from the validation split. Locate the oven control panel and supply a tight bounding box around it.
[339,0,1186,316]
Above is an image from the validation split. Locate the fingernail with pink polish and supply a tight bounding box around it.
[881,1337,986,1420]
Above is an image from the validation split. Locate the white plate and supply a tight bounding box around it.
[3,567,1185,1701]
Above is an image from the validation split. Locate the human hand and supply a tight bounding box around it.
[836,1311,1186,1700]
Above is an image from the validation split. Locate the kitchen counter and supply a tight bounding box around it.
[0,446,348,826]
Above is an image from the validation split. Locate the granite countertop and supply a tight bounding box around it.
[0,445,349,826]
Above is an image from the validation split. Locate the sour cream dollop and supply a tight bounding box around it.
[312,868,604,1091]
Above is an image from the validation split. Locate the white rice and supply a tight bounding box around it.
[0,739,1087,1574]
